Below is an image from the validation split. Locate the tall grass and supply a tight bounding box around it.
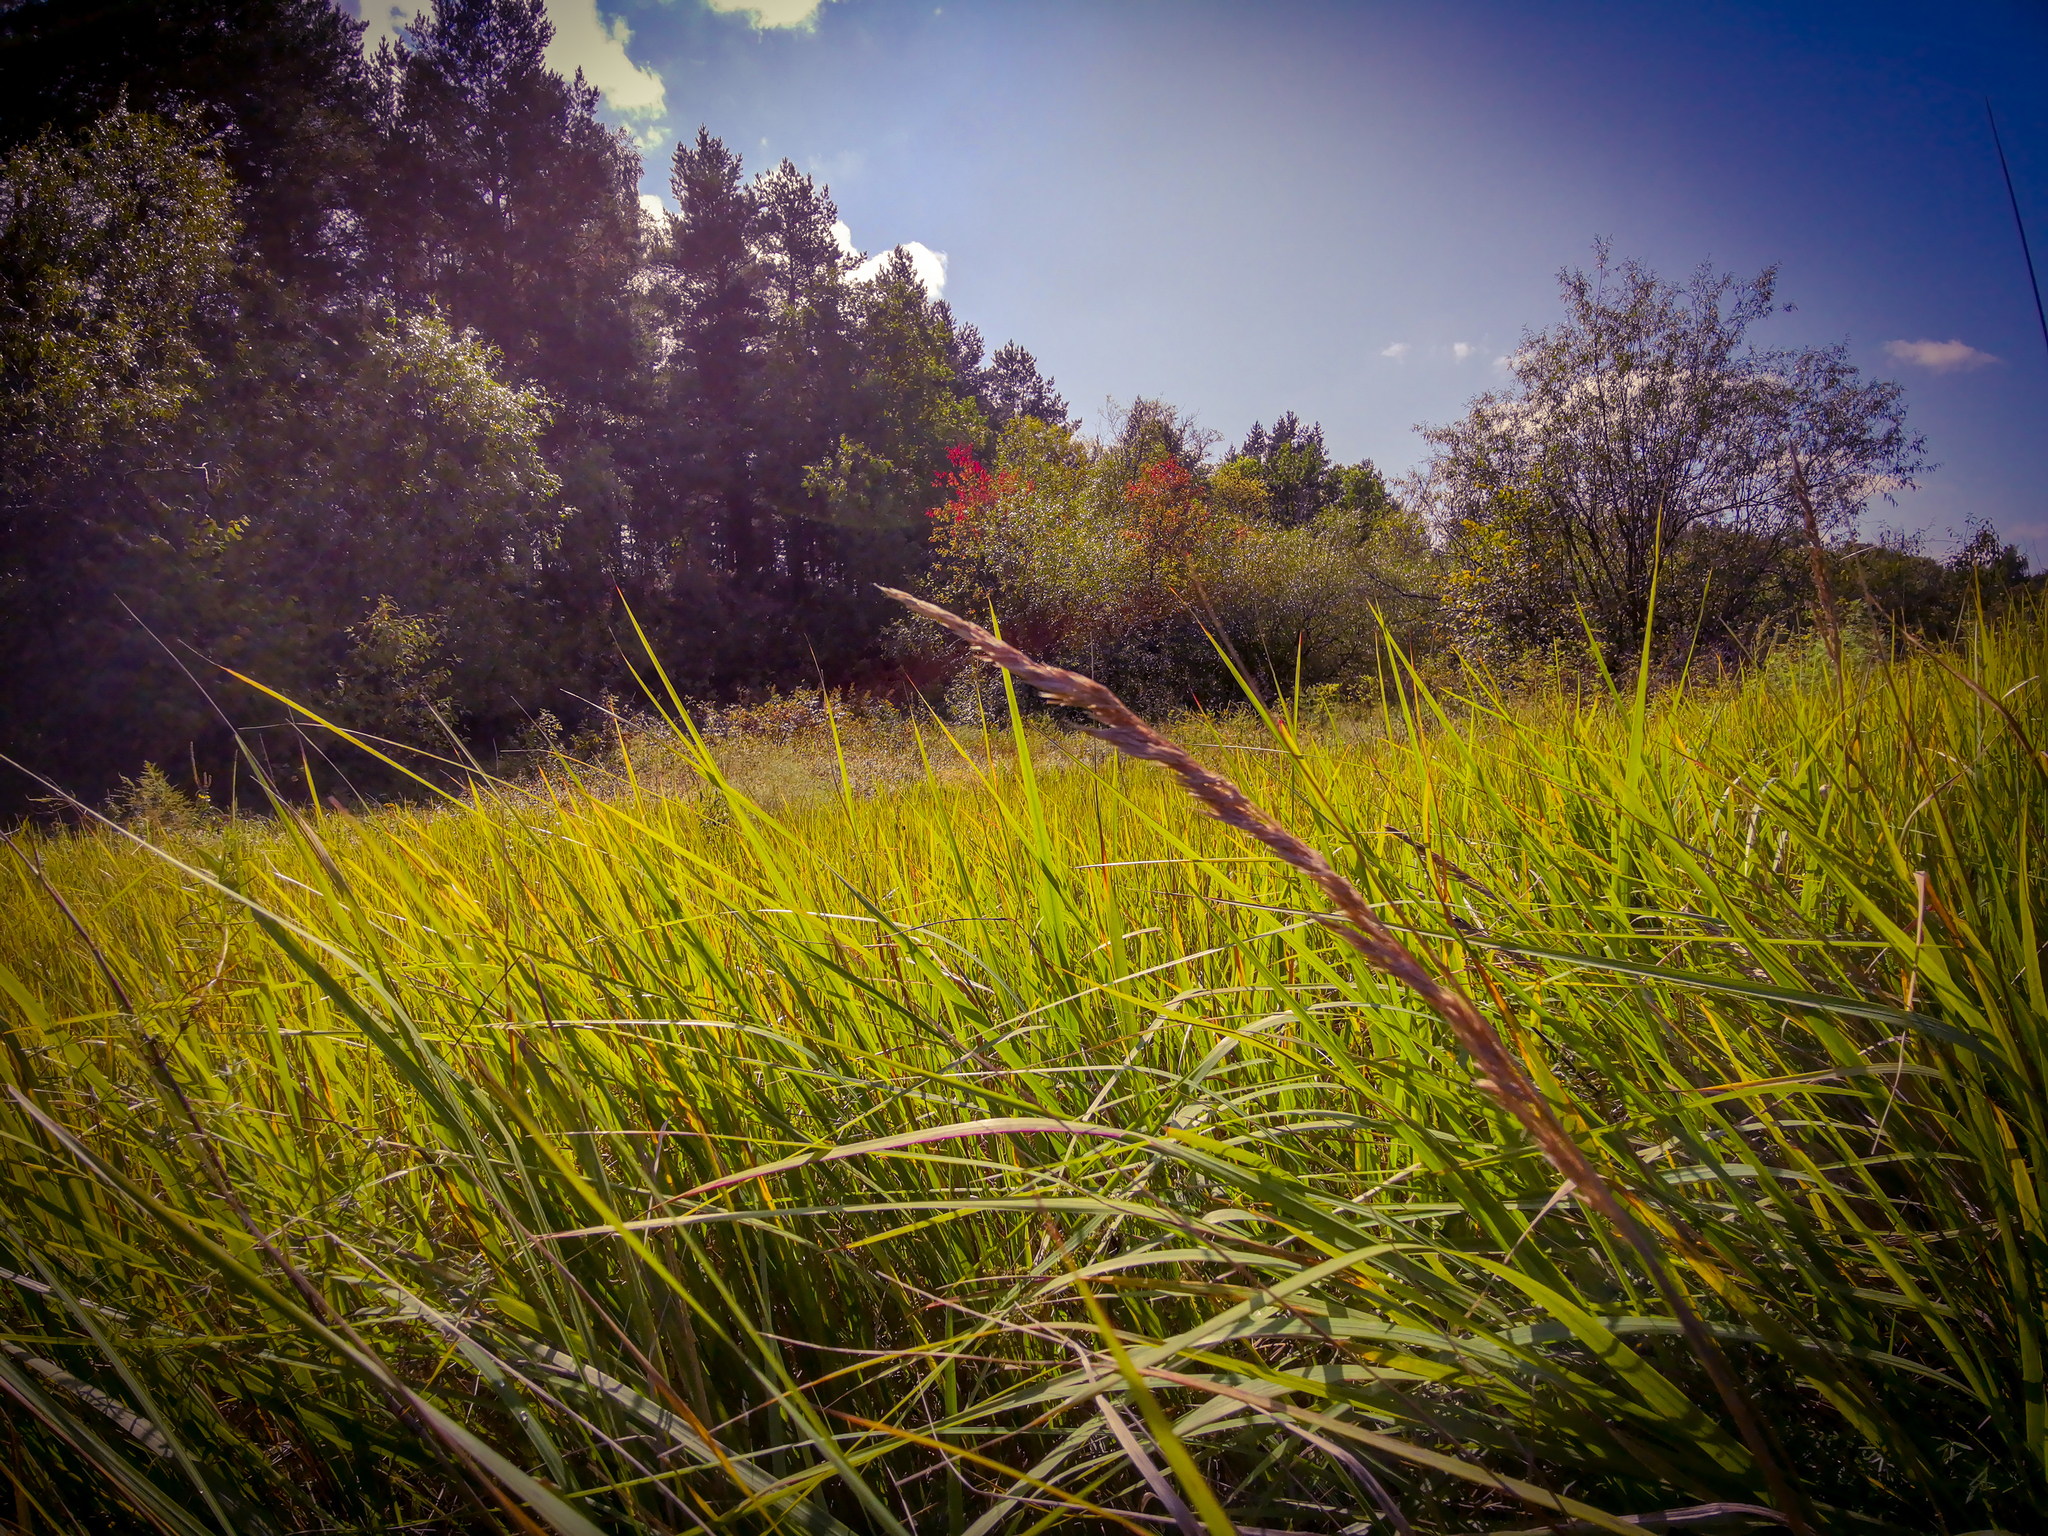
[0,600,2042,1534]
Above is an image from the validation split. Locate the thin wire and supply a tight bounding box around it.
[1987,97,2048,364]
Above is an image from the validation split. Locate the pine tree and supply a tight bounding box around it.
[369,0,642,406]
[655,128,771,587]
[976,341,1072,430]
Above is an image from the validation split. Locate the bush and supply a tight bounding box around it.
[912,413,1439,709]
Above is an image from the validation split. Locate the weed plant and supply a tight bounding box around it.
[0,600,2043,1534]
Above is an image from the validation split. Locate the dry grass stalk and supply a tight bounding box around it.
[880,584,1807,1532]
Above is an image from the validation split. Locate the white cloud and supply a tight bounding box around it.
[856,242,947,299]
[1451,341,1475,361]
[640,193,668,220]
[1492,355,1511,371]
[705,0,838,29]
[1885,338,2000,374]
[897,243,948,297]
[358,1,408,53]
[546,0,665,114]
[834,221,947,298]
[1380,342,1411,361]
[355,2,665,117]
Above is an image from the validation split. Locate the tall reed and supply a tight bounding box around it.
[0,599,2042,1534]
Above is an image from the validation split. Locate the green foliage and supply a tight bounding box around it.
[977,338,1071,429]
[0,3,1081,809]
[805,248,991,531]
[329,597,458,746]
[1224,410,1386,527]
[369,0,643,404]
[1947,519,2035,589]
[636,130,1005,689]
[1837,523,2038,639]
[199,307,563,738]
[0,299,564,803]
[345,307,563,537]
[0,0,1089,824]
[105,761,219,837]
[0,604,2045,1532]
[1419,242,1928,658]
[0,107,236,471]
[1440,469,1582,658]
[0,0,377,290]
[0,107,243,804]
[920,410,1436,709]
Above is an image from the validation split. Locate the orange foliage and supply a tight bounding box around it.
[1120,455,1244,575]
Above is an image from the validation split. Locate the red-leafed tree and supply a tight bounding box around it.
[1120,455,1243,581]
[928,444,1018,549]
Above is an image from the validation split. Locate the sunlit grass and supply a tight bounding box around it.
[1,603,2043,1534]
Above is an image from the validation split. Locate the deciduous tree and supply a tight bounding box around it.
[1417,242,1928,655]
[0,0,375,291]
[921,406,1436,709]
[0,108,240,790]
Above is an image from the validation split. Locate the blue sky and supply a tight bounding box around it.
[355,0,2048,558]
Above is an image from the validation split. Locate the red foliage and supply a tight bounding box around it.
[929,445,1015,535]
[1120,454,1239,566]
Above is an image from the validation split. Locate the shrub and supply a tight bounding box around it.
[916,415,1438,708]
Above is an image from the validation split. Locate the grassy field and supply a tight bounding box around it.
[0,601,2043,1535]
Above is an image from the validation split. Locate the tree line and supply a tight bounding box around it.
[0,0,1099,809]
[1,0,2033,815]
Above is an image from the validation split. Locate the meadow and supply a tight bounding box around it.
[0,600,2043,1536]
